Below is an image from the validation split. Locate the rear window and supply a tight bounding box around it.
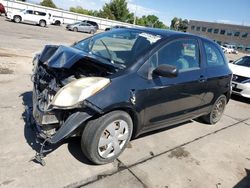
[204,42,225,67]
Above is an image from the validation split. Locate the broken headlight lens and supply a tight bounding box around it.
[51,77,110,108]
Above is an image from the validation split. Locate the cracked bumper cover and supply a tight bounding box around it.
[32,98,100,144]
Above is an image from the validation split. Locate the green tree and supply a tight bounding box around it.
[99,0,129,22]
[136,15,168,29]
[170,17,188,32]
[40,0,57,9]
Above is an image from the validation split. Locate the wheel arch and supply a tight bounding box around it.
[100,107,140,138]
[39,19,46,25]
[14,15,22,21]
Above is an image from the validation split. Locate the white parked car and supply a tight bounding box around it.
[7,9,52,27]
[51,15,63,26]
[221,44,238,54]
[229,55,250,98]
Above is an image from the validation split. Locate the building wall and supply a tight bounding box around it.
[187,20,250,52]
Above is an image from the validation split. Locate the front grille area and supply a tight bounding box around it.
[232,74,249,83]
[232,87,243,92]
[33,66,59,111]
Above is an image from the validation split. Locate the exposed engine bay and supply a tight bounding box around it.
[32,45,117,138]
[34,58,114,111]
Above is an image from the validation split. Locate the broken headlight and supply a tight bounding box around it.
[50,77,110,108]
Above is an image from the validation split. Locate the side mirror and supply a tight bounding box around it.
[229,60,234,63]
[153,64,178,78]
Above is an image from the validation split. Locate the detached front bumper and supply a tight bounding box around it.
[32,88,95,144]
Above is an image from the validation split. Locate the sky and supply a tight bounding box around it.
[28,0,250,26]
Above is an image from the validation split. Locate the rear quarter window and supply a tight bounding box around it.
[204,42,225,67]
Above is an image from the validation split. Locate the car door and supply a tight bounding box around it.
[141,38,207,130]
[84,23,91,32]
[202,40,232,106]
[78,23,86,32]
[23,10,34,23]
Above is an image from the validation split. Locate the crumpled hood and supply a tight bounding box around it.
[39,45,90,69]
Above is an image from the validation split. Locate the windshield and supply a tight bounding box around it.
[234,56,250,67]
[73,29,162,68]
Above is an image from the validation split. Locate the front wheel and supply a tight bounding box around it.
[201,95,227,124]
[73,27,78,32]
[81,111,133,164]
[14,15,21,23]
[39,20,46,27]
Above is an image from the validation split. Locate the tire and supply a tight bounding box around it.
[201,95,227,125]
[90,30,94,34]
[81,111,133,164]
[14,15,21,23]
[39,20,46,27]
[73,27,78,32]
[55,20,61,26]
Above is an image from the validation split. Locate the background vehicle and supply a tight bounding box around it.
[6,9,52,27]
[222,44,238,54]
[32,29,232,165]
[105,25,127,31]
[51,15,63,26]
[229,55,250,98]
[0,3,6,16]
[82,20,99,29]
[66,22,96,34]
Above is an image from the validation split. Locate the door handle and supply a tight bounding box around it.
[199,75,207,83]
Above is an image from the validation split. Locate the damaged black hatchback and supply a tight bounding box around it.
[32,28,232,164]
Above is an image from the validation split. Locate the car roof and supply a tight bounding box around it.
[121,27,209,40]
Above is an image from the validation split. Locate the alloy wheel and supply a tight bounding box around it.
[211,97,226,122]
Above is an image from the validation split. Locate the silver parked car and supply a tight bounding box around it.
[66,22,96,34]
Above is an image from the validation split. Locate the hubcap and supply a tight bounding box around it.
[212,98,225,122]
[98,120,129,159]
[15,17,20,22]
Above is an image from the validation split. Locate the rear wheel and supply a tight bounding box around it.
[39,20,46,27]
[55,20,61,26]
[73,27,78,32]
[201,95,227,124]
[14,15,21,23]
[81,111,133,164]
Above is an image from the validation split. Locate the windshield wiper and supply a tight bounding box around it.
[100,39,114,64]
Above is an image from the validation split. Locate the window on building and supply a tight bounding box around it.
[214,29,219,34]
[236,44,244,50]
[196,27,201,31]
[234,32,240,37]
[191,26,195,30]
[227,30,233,36]
[242,33,248,38]
[220,30,226,35]
[207,28,213,33]
[245,45,250,52]
[202,27,207,32]
[217,41,222,45]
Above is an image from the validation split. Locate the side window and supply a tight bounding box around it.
[26,10,33,14]
[204,42,225,67]
[138,39,200,79]
[158,39,200,71]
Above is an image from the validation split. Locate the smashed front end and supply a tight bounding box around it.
[31,45,116,145]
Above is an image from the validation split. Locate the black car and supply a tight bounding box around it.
[31,28,232,165]
[105,25,127,31]
[82,20,99,30]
